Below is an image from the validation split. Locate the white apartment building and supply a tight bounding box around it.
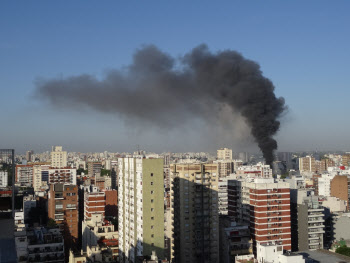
[33,164,50,191]
[218,175,236,215]
[48,168,77,185]
[318,174,335,197]
[236,162,273,178]
[0,171,8,187]
[51,146,67,168]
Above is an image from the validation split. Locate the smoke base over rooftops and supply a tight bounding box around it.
[35,44,286,165]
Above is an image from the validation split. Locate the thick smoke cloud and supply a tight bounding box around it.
[36,44,286,165]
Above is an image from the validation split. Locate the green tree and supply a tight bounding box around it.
[336,245,350,257]
[47,218,57,228]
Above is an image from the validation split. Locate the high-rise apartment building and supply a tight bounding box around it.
[118,157,165,263]
[84,191,106,221]
[215,160,234,178]
[33,164,50,191]
[299,156,316,173]
[291,196,325,251]
[16,164,34,187]
[218,175,236,215]
[48,184,78,248]
[228,178,291,253]
[235,163,273,178]
[88,162,102,182]
[26,150,33,162]
[217,148,232,160]
[171,163,219,263]
[51,146,67,168]
[316,159,335,173]
[48,167,77,185]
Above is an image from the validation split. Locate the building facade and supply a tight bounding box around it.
[217,148,232,160]
[48,168,77,185]
[118,157,165,263]
[228,179,292,253]
[48,184,78,248]
[51,146,67,168]
[171,163,219,263]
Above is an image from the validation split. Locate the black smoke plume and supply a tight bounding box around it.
[35,44,286,165]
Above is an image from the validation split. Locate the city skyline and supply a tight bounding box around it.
[1,1,350,153]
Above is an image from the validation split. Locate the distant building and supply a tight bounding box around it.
[33,164,50,191]
[88,162,102,182]
[217,148,232,160]
[342,154,350,166]
[51,146,67,168]
[215,160,234,178]
[48,167,77,185]
[26,150,33,162]
[299,156,316,173]
[235,162,273,178]
[0,171,8,187]
[84,191,105,221]
[15,164,34,187]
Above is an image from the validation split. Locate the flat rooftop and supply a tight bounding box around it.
[298,250,350,263]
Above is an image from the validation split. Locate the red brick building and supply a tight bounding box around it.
[228,179,291,254]
[48,184,78,248]
[84,191,105,221]
[105,189,118,217]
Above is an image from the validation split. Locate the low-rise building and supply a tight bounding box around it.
[82,214,118,261]
[15,226,64,263]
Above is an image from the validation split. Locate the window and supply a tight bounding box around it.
[151,208,154,212]
[151,199,154,203]
[151,243,154,247]
[151,191,154,194]
[151,234,154,238]
[151,173,153,177]
[151,182,153,185]
[151,217,154,220]
[151,225,154,229]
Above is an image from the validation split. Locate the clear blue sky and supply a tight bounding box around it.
[1,1,349,153]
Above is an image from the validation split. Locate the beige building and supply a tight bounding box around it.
[33,164,50,191]
[299,156,316,173]
[342,154,350,166]
[215,160,234,178]
[171,163,219,263]
[217,148,232,160]
[51,146,67,168]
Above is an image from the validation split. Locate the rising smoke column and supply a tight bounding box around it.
[35,44,286,165]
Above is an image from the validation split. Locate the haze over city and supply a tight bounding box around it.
[2,2,350,263]
[1,1,350,154]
